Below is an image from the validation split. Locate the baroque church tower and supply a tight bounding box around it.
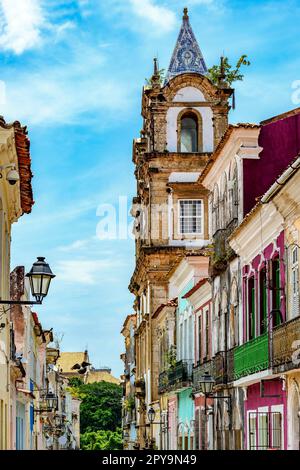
[130,9,233,448]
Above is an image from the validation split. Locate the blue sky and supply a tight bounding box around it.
[1,0,299,376]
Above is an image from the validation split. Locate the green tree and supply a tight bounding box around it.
[208,55,250,86]
[68,377,83,387]
[80,430,123,451]
[79,382,122,433]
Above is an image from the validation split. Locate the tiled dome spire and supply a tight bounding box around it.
[165,8,208,84]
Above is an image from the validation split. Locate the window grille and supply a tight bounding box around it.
[179,200,202,234]
[249,411,282,450]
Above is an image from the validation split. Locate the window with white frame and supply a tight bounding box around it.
[179,200,203,235]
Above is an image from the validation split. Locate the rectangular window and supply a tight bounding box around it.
[291,247,299,318]
[272,258,282,327]
[259,268,268,335]
[248,277,256,340]
[198,316,202,363]
[205,309,209,359]
[258,413,269,450]
[179,200,203,234]
[248,412,282,450]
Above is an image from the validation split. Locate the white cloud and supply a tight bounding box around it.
[129,0,176,33]
[0,0,44,54]
[1,44,133,125]
[56,258,125,285]
[58,239,90,252]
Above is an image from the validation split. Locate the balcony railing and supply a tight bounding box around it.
[158,370,169,394]
[226,348,235,383]
[234,333,269,380]
[272,315,300,372]
[158,360,193,394]
[214,352,227,385]
[193,359,215,392]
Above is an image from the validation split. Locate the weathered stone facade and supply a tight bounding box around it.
[127,10,233,449]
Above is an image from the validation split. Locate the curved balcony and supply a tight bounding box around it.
[234,333,269,380]
[272,315,300,373]
[158,360,193,394]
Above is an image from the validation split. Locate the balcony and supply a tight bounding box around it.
[158,370,169,394]
[134,378,145,398]
[158,360,193,394]
[214,352,227,386]
[234,333,269,380]
[193,359,215,392]
[226,348,235,384]
[272,316,300,373]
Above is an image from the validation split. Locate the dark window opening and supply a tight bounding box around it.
[259,268,268,335]
[181,114,198,153]
[248,277,256,340]
[272,258,282,327]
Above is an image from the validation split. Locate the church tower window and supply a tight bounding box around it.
[180,113,198,152]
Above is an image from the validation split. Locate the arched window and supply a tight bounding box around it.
[178,110,202,153]
[181,115,197,152]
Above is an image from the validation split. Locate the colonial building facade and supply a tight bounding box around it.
[121,9,300,451]
[0,115,80,450]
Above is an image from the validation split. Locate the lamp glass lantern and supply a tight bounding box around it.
[148,407,156,424]
[26,257,55,303]
[198,372,216,396]
[45,392,58,412]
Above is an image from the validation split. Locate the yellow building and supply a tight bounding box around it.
[57,351,90,381]
[0,118,33,450]
[85,368,120,385]
[58,351,120,385]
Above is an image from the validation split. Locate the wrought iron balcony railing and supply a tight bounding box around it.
[214,351,227,385]
[193,359,215,392]
[272,315,300,372]
[226,348,235,384]
[158,360,193,394]
[234,333,269,380]
[158,370,169,394]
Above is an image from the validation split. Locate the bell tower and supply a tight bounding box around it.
[129,9,233,449]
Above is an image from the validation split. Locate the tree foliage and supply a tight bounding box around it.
[69,380,123,450]
[69,381,122,434]
[207,55,250,86]
[80,430,123,451]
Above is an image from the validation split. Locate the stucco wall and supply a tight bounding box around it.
[243,113,300,215]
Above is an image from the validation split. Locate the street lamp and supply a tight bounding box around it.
[0,257,55,305]
[198,372,216,396]
[45,392,58,412]
[198,372,231,450]
[148,407,156,424]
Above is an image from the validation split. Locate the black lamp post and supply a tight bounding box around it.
[45,392,58,412]
[198,372,216,396]
[148,407,156,424]
[34,392,58,414]
[0,257,55,305]
[198,372,231,450]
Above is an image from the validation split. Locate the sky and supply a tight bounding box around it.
[1,0,300,376]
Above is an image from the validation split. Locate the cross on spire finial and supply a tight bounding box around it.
[183,7,189,20]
